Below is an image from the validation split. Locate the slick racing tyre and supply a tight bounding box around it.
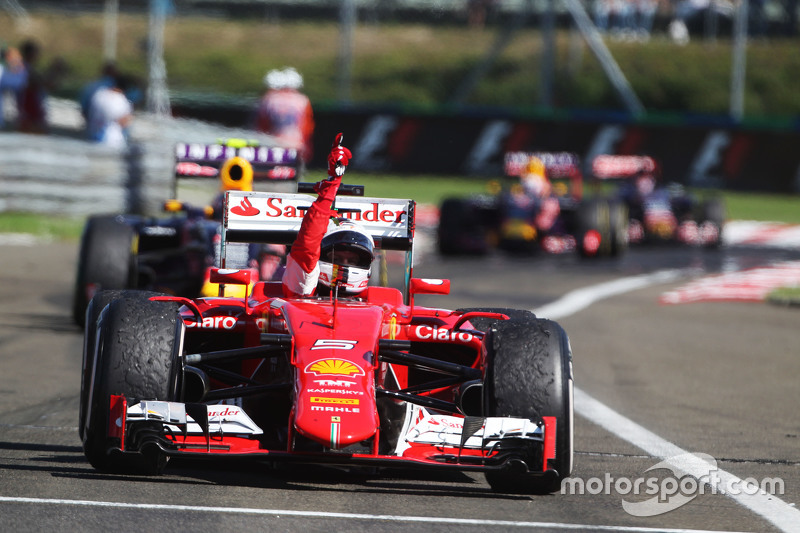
[72,215,138,327]
[455,307,535,332]
[700,197,725,248]
[576,199,614,258]
[79,290,162,442]
[82,293,183,474]
[609,200,629,257]
[438,198,469,255]
[437,198,489,255]
[483,316,574,494]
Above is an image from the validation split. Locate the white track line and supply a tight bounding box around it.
[533,268,694,319]
[0,496,749,532]
[533,270,800,533]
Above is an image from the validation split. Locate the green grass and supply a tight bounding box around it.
[721,191,800,225]
[0,212,85,242]
[3,12,800,117]
[766,286,800,306]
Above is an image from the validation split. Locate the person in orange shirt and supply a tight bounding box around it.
[256,67,315,164]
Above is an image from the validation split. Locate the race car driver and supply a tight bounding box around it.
[282,134,374,298]
[519,155,560,232]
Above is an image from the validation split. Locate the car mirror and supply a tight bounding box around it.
[409,278,450,296]
[209,268,252,286]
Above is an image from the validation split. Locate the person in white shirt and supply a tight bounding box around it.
[0,47,27,129]
[86,74,132,148]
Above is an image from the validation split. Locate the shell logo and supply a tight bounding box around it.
[305,359,364,377]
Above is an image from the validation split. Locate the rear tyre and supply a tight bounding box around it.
[72,215,138,327]
[82,293,183,474]
[438,198,468,255]
[483,316,574,494]
[437,198,489,255]
[609,200,629,257]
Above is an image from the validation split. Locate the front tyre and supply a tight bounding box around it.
[82,294,183,474]
[483,316,574,494]
[72,215,138,327]
[576,199,613,258]
[700,197,725,248]
[79,290,163,442]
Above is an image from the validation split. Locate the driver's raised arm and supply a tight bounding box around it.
[282,135,351,297]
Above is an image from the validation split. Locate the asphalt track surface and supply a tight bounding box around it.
[1,237,798,533]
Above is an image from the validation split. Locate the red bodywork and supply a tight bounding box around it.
[109,189,555,477]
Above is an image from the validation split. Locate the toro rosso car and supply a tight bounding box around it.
[438,152,627,258]
[71,140,301,326]
[79,185,574,494]
[591,155,725,247]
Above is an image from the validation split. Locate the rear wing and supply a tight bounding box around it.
[221,190,417,294]
[591,155,658,180]
[504,151,582,179]
[504,151,583,199]
[174,141,302,188]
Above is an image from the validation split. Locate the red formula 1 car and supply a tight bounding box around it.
[79,184,574,494]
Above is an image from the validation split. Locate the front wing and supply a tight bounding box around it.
[110,396,557,476]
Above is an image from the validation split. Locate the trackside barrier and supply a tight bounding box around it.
[0,98,286,217]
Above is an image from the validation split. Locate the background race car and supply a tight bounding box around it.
[79,183,575,495]
[71,139,302,326]
[590,155,726,247]
[438,152,628,258]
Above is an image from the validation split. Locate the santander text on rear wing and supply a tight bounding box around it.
[222,190,417,293]
[222,190,415,249]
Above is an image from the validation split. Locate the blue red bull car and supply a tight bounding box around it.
[79,184,575,494]
[438,152,628,258]
[590,155,725,248]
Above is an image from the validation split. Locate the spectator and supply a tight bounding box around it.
[636,0,659,40]
[668,0,712,44]
[612,0,637,39]
[86,73,133,149]
[782,0,798,36]
[0,47,27,129]
[468,0,495,29]
[16,39,47,133]
[80,61,118,123]
[594,0,615,32]
[749,0,767,37]
[256,67,315,163]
